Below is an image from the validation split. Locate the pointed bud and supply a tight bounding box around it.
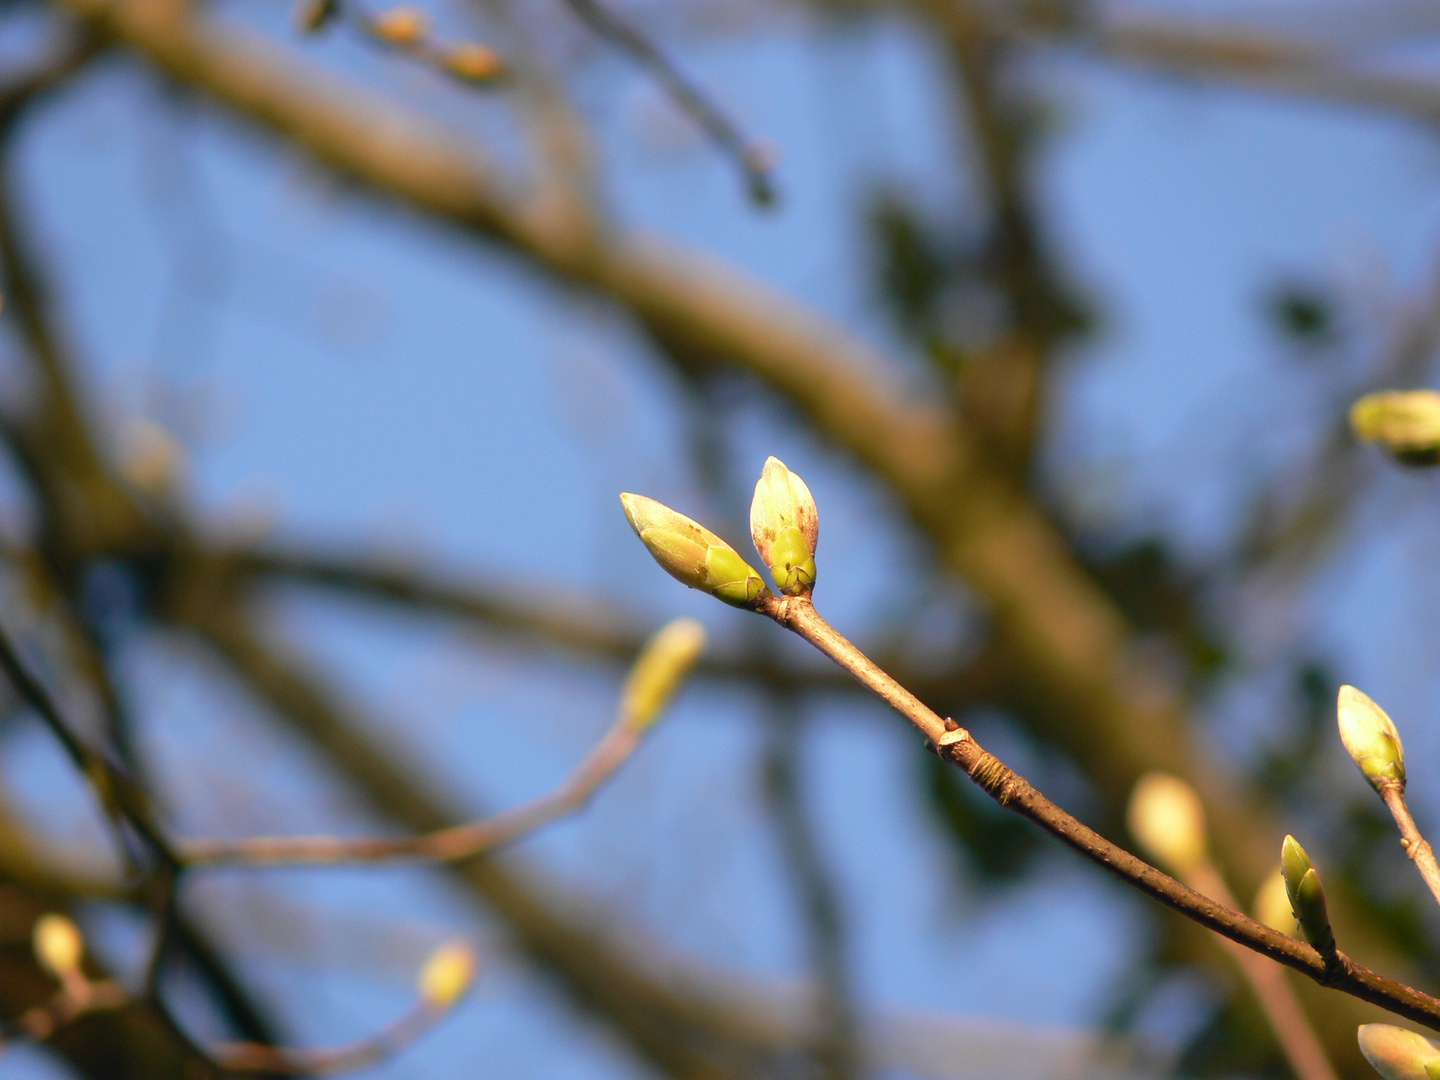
[1352,390,1440,466]
[1281,835,1334,953]
[1253,870,1297,935]
[1127,772,1207,876]
[620,493,767,608]
[620,618,706,731]
[749,457,818,597]
[1358,1025,1440,1080]
[443,43,505,82]
[1339,685,1405,792]
[371,5,429,44]
[417,942,477,1008]
[33,914,84,979]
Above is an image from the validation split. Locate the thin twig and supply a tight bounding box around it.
[1378,784,1440,910]
[209,1000,450,1075]
[759,593,1440,1031]
[1187,860,1338,1080]
[178,709,643,866]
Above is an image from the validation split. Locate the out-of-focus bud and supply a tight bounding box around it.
[620,493,767,608]
[293,0,339,33]
[33,914,84,979]
[417,942,477,1009]
[443,42,505,82]
[118,418,184,497]
[1351,390,1440,466]
[371,5,429,44]
[1338,685,1406,792]
[620,618,706,731]
[1126,772,1207,877]
[749,456,818,597]
[1281,835,1335,953]
[1357,1024,1440,1080]
[1253,870,1296,935]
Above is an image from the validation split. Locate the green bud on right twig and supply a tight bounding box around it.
[1281,835,1335,954]
[1338,685,1406,793]
[1351,390,1440,466]
[1357,1024,1440,1080]
[750,456,818,597]
[620,493,767,608]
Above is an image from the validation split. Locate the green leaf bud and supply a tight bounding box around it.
[620,493,767,608]
[1351,390,1440,466]
[749,456,818,597]
[1358,1025,1440,1080]
[1338,685,1405,792]
[1126,772,1207,876]
[620,618,706,731]
[1281,835,1334,953]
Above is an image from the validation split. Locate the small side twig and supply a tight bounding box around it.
[178,707,645,866]
[209,998,450,1076]
[1379,783,1440,910]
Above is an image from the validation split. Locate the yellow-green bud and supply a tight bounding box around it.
[1253,870,1296,935]
[1338,685,1405,792]
[620,618,706,731]
[620,493,767,608]
[33,914,84,978]
[1358,1025,1440,1080]
[1126,772,1207,876]
[1281,835,1334,953]
[417,942,477,1008]
[749,456,818,597]
[1351,390,1440,466]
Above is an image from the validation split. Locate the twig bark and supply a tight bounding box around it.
[1379,784,1440,911]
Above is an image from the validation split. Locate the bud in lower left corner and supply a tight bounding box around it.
[750,456,818,597]
[1358,1025,1440,1080]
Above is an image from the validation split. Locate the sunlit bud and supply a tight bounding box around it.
[293,0,339,33]
[1339,685,1406,792]
[118,418,184,497]
[620,618,706,731]
[417,942,477,1008]
[749,457,818,597]
[1351,390,1440,466]
[1127,772,1207,876]
[443,43,505,82]
[620,493,767,608]
[371,5,429,44]
[1281,835,1334,953]
[33,914,84,978]
[1357,1025,1440,1080]
[1253,870,1296,935]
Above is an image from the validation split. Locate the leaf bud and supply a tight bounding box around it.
[1281,835,1334,953]
[417,942,477,1008]
[1338,685,1405,792]
[371,5,429,44]
[1126,772,1207,876]
[33,914,84,979]
[1351,390,1440,466]
[1357,1025,1440,1080]
[749,456,818,597]
[444,43,505,82]
[620,493,767,608]
[620,618,706,731]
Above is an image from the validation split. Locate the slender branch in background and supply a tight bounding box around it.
[760,592,1440,1029]
[555,0,774,204]
[179,615,705,866]
[1126,775,1338,1080]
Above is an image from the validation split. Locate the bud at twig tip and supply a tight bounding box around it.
[1338,685,1405,792]
[371,5,429,44]
[1126,772,1207,876]
[33,914,84,979]
[444,42,505,82]
[418,942,477,1008]
[749,456,818,597]
[620,493,767,608]
[1351,390,1440,466]
[621,617,706,731]
[1281,835,1334,953]
[1358,1024,1440,1080]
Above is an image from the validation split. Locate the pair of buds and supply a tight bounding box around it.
[620,457,818,608]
